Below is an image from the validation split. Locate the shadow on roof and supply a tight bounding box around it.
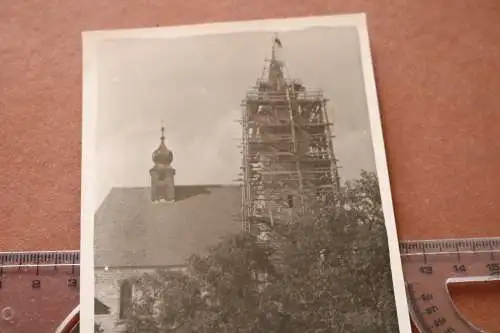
[174,184,224,202]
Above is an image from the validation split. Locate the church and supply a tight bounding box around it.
[93,126,242,332]
[94,36,340,332]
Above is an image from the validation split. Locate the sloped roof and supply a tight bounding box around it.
[94,185,242,268]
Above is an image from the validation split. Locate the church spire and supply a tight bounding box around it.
[150,122,176,203]
[152,122,173,166]
[268,34,285,91]
[271,33,282,62]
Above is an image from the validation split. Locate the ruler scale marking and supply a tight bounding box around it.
[401,236,500,332]
[0,250,80,333]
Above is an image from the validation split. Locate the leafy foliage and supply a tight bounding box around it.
[95,322,104,333]
[121,170,399,332]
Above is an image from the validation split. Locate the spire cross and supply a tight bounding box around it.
[160,120,165,142]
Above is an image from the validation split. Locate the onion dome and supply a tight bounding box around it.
[152,125,173,165]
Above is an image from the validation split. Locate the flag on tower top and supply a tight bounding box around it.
[274,37,282,48]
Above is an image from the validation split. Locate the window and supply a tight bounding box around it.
[119,280,133,319]
[287,195,294,208]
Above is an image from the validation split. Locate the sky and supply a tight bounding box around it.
[94,26,376,208]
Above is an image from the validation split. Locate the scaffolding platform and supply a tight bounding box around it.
[239,37,341,234]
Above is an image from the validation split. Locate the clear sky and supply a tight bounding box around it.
[94,26,376,208]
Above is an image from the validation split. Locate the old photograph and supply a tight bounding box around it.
[81,14,411,333]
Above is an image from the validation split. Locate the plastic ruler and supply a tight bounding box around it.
[1,239,498,332]
[400,237,500,333]
[0,250,80,333]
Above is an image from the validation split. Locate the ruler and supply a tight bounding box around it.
[1,239,498,332]
[0,250,80,333]
[400,237,500,333]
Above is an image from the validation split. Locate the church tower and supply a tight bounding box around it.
[149,124,176,203]
[240,35,341,233]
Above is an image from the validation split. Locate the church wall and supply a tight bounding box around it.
[94,266,186,332]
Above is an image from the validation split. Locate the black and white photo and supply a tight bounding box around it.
[81,14,411,332]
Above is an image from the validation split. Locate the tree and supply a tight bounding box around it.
[338,170,399,331]
[121,170,399,332]
[95,322,104,333]
[122,232,276,333]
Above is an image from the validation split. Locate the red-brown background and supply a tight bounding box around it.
[0,0,499,331]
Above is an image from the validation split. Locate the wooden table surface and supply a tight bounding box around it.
[1,1,499,331]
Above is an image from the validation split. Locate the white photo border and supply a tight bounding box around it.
[81,13,411,332]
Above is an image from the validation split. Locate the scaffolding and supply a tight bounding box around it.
[239,37,341,234]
